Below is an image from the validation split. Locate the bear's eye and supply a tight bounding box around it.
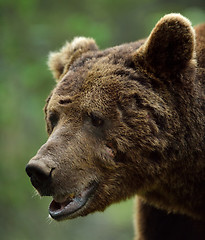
[90,113,104,127]
[48,112,59,131]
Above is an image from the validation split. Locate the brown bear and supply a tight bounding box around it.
[26,13,205,240]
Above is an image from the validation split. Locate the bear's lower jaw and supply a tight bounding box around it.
[49,181,98,221]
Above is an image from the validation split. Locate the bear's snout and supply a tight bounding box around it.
[26,159,54,195]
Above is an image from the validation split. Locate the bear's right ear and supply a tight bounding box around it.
[48,37,98,81]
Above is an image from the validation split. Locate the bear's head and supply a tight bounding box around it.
[26,14,197,221]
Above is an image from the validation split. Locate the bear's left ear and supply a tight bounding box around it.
[133,14,196,80]
[48,37,98,81]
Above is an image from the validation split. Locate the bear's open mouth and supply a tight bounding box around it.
[49,181,98,220]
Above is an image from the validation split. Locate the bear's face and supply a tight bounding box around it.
[26,14,197,221]
[39,49,167,220]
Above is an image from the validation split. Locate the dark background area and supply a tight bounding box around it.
[1,0,205,239]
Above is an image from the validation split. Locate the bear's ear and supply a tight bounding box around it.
[133,14,196,80]
[48,37,98,81]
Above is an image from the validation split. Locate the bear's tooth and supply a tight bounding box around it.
[68,193,75,199]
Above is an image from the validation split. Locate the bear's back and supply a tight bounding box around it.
[195,24,205,68]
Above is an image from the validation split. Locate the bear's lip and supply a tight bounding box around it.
[49,181,98,220]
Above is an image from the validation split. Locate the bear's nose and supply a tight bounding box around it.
[26,160,54,195]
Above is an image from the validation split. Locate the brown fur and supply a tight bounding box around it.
[26,14,205,239]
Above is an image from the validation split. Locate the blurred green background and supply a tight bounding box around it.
[1,0,205,239]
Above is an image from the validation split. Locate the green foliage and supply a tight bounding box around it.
[0,0,204,239]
